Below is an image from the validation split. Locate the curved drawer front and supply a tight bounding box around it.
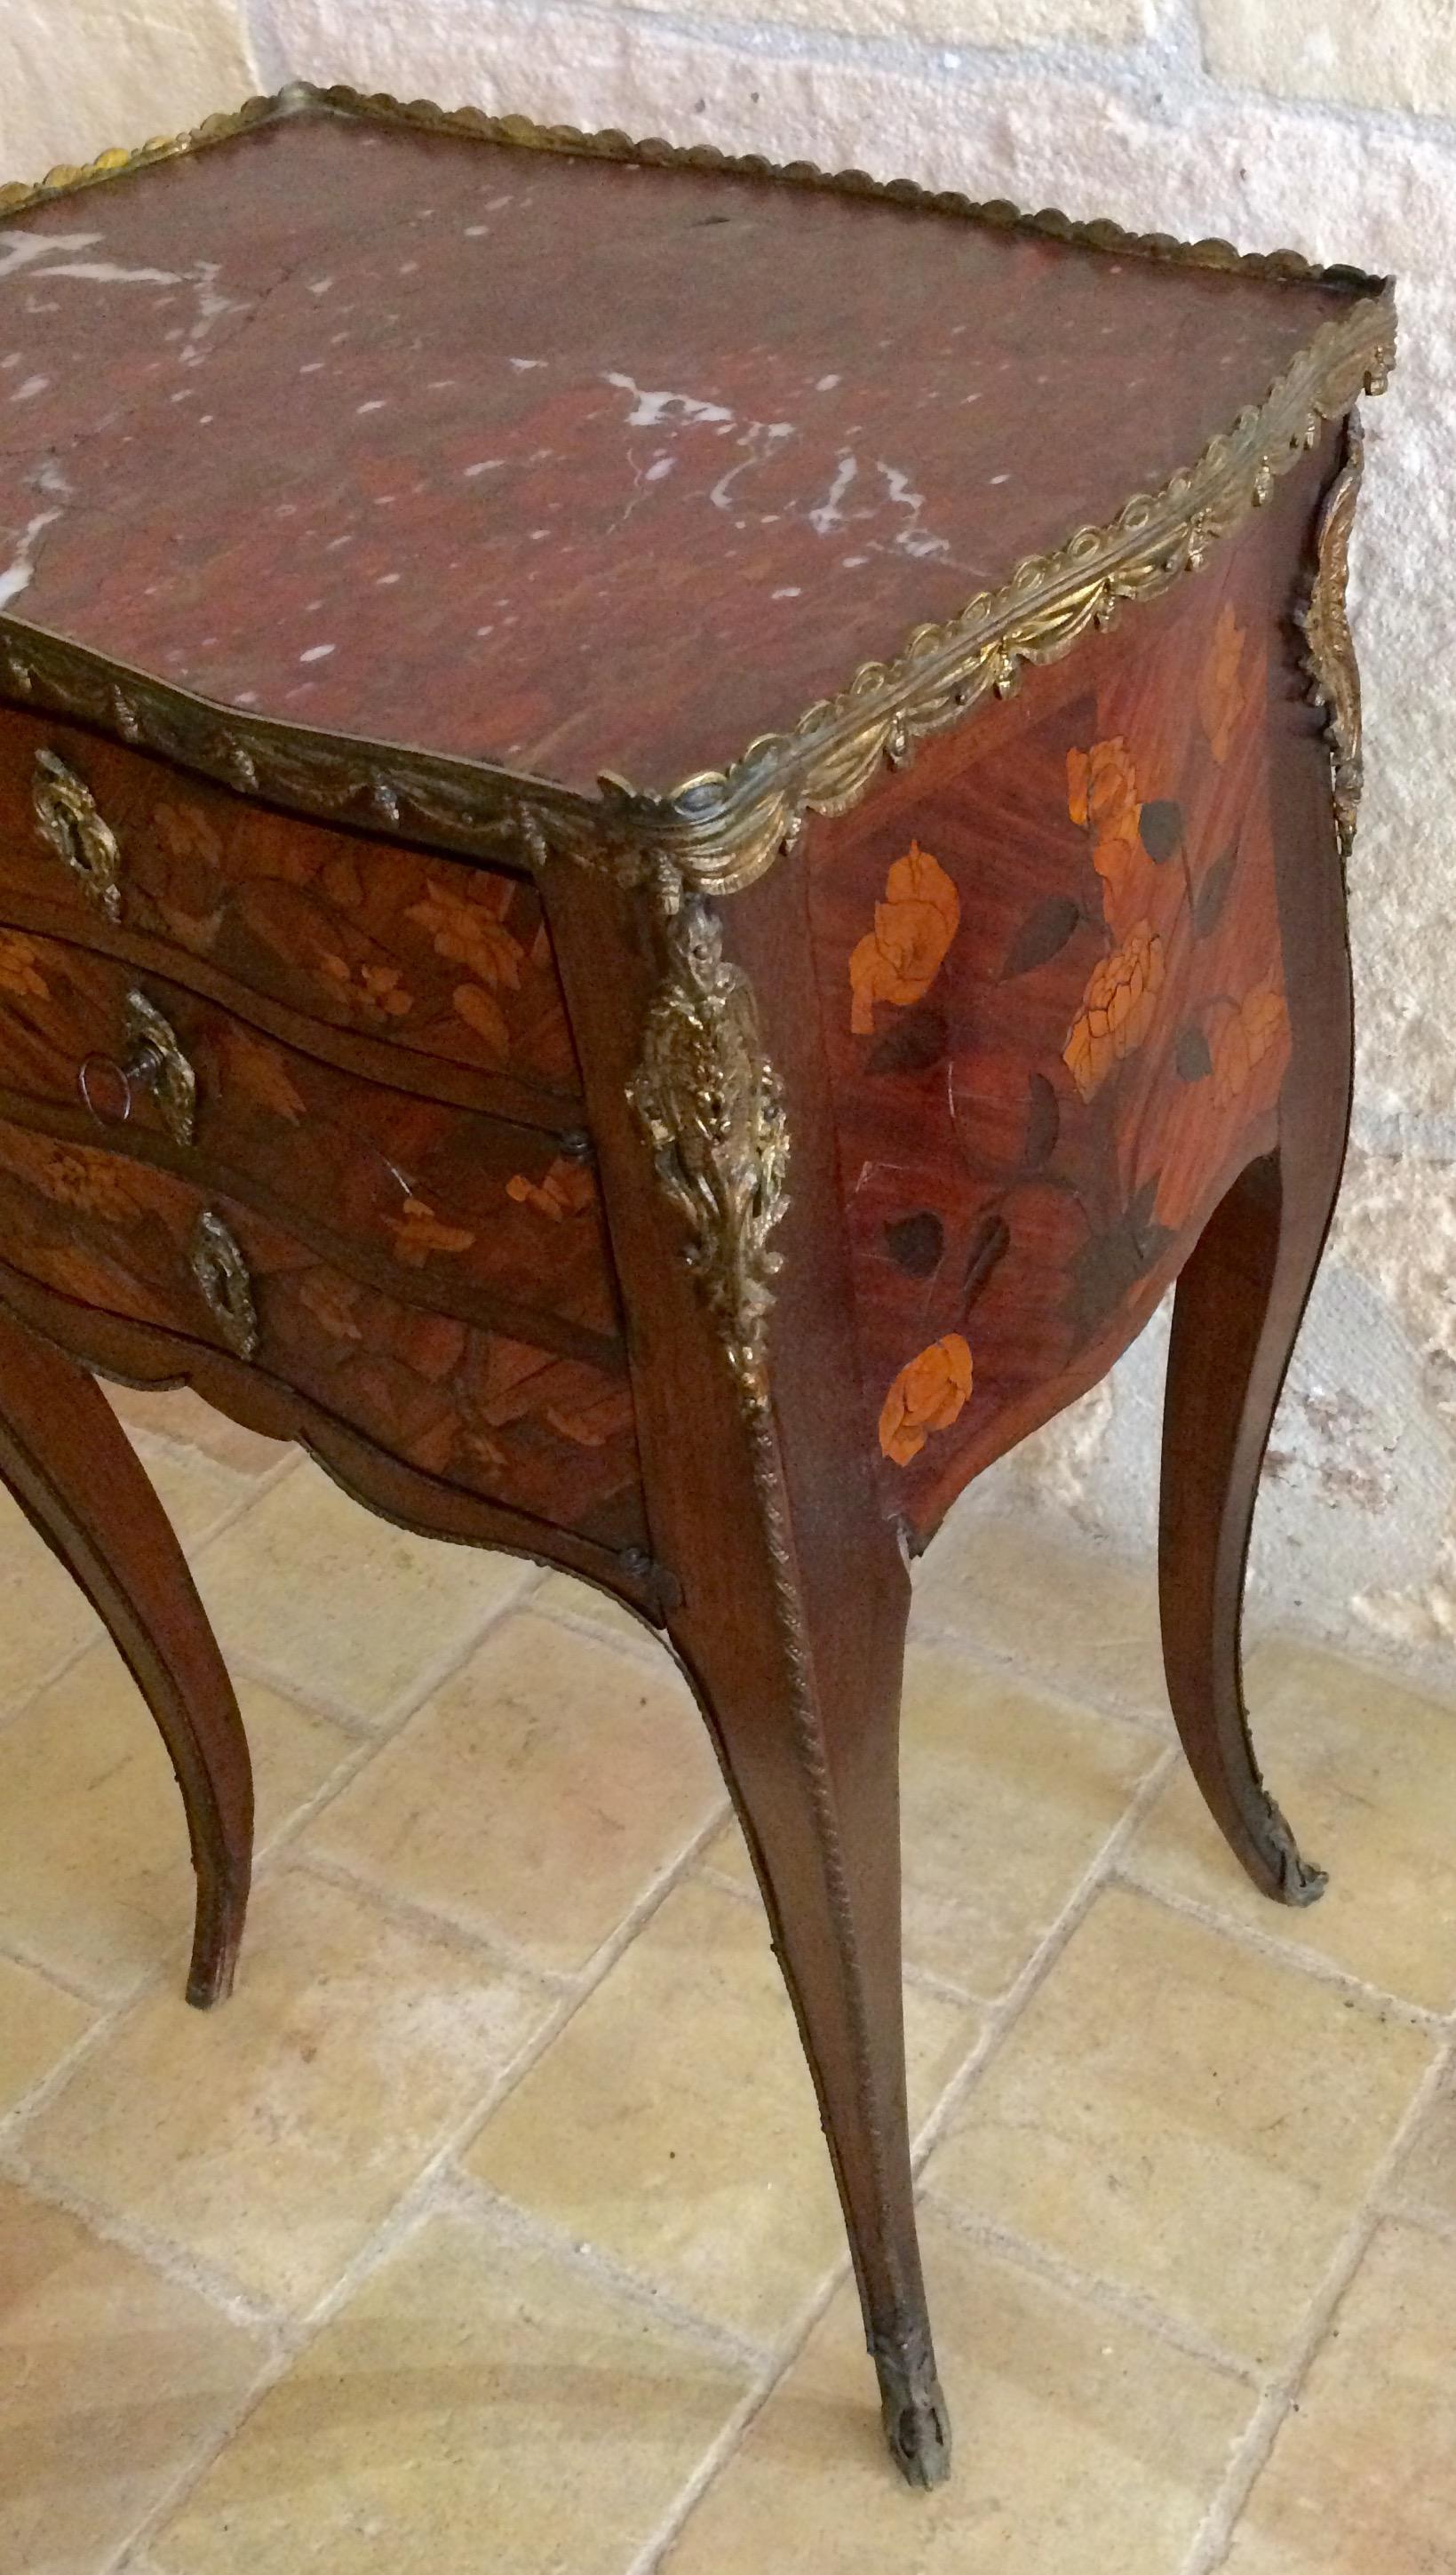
[0,929,620,1351]
[0,1120,647,1554]
[0,702,580,1102]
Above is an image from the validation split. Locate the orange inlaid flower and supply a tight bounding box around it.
[1198,602,1249,766]
[1067,736,1152,933]
[153,801,224,869]
[407,879,525,989]
[878,1333,974,1467]
[12,1136,153,1220]
[1209,981,1288,1107]
[1067,736,1139,842]
[505,1159,597,1220]
[319,954,413,1020]
[298,1269,365,1343]
[546,1386,636,1447]
[1062,921,1166,1100]
[849,842,960,1034]
[383,1195,477,1267]
[0,930,47,999]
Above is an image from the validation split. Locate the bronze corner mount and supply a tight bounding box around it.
[1297,410,1366,865]
[627,880,792,1415]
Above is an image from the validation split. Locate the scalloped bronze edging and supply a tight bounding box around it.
[0,80,1395,897]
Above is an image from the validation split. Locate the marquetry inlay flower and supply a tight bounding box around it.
[1198,602,1249,766]
[546,1385,636,1447]
[1067,735,1154,934]
[1063,922,1166,1101]
[16,1137,153,1220]
[407,879,526,988]
[298,1268,366,1342]
[319,954,413,1020]
[383,1194,476,1266]
[878,1332,974,1466]
[1066,734,1139,841]
[0,930,47,999]
[153,800,225,869]
[849,842,960,1034]
[505,1159,596,1220]
[1207,981,1288,1107]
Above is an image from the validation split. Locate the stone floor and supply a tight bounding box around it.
[2,1386,1454,2575]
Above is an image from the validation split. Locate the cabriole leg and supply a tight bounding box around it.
[672,1497,950,2488]
[0,1302,252,2003]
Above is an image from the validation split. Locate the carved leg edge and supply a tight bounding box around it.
[871,2314,953,2490]
[0,1295,255,2005]
[185,1843,251,2006]
[1161,1135,1339,1913]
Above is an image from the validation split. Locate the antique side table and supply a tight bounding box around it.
[0,85,1392,2485]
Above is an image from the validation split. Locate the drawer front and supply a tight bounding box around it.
[0,702,581,1102]
[0,1120,648,1554]
[0,929,621,1351]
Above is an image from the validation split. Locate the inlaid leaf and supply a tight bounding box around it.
[963,1212,1010,1307]
[1068,1184,1173,1338]
[223,1025,306,1123]
[451,980,510,1054]
[1175,1026,1213,1081]
[1022,1071,1061,1170]
[866,1004,947,1076]
[547,1387,636,1447]
[1138,799,1183,863]
[1000,893,1082,981]
[882,1211,944,1278]
[1195,843,1238,937]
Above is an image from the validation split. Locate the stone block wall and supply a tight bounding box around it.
[3,1,1453,1670]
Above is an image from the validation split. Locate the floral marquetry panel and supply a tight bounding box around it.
[0,1122,646,1551]
[0,706,580,1108]
[808,458,1328,1543]
[0,932,621,1351]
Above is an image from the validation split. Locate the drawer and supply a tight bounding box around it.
[0,701,581,1104]
[0,928,621,1354]
[0,1120,648,1555]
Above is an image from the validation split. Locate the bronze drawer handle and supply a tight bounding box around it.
[78,990,197,1147]
[189,1209,259,1361]
[33,749,124,923]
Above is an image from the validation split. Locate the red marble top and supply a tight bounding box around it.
[0,100,1357,799]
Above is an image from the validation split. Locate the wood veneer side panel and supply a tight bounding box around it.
[801,442,1341,1545]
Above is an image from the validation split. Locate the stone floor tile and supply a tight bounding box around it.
[127,1442,259,1554]
[0,1489,101,1714]
[1384,2069,1456,2230]
[463,1875,977,2343]
[532,1567,663,1652]
[1224,2221,1456,2573]
[19,1871,552,2316]
[0,2179,264,2575]
[926,1884,1435,2370]
[0,1645,353,2000]
[663,2210,1253,2575]
[107,1380,291,1481]
[0,1954,91,2119]
[193,1463,531,1725]
[911,1512,1170,1725]
[1124,1638,1456,2011]
[702,1643,1157,2000]
[301,1609,722,1979]
[155,2204,752,2575]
